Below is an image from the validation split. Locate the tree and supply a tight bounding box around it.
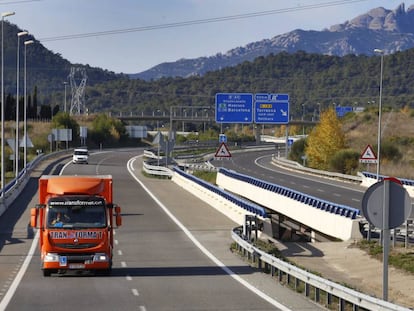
[32,86,38,119]
[330,149,360,174]
[39,105,52,119]
[52,104,60,116]
[289,138,306,163]
[51,112,80,144]
[90,113,127,146]
[305,108,345,170]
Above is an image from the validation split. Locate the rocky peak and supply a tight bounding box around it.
[133,3,414,80]
[329,3,414,32]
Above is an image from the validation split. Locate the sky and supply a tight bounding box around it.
[2,0,413,74]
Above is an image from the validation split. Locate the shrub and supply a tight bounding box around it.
[374,141,402,163]
[329,149,360,174]
[288,138,306,164]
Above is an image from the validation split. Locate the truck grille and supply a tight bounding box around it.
[55,243,99,249]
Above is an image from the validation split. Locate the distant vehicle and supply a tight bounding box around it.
[73,147,89,164]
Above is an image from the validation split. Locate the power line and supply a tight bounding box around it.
[0,0,41,5]
[39,0,370,42]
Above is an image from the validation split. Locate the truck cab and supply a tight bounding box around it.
[31,175,122,276]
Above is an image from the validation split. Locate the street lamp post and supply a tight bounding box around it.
[23,39,33,171]
[63,81,67,113]
[15,31,27,178]
[374,48,390,302]
[374,48,384,181]
[1,11,15,199]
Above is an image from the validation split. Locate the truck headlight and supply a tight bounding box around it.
[93,253,109,262]
[44,253,60,262]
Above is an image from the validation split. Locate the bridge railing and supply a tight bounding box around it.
[173,167,268,218]
[219,167,360,219]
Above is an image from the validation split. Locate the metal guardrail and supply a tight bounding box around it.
[362,171,414,186]
[0,150,72,216]
[173,167,268,218]
[231,229,411,311]
[142,161,174,177]
[272,156,363,183]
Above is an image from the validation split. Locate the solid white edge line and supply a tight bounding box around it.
[0,150,120,309]
[127,156,292,311]
[0,230,39,310]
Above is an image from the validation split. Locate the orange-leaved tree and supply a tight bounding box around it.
[305,107,345,170]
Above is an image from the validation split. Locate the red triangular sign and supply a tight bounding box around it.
[215,142,231,158]
[360,144,377,160]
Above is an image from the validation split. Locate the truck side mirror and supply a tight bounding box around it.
[116,214,122,227]
[115,205,121,214]
[30,208,38,228]
[115,205,122,227]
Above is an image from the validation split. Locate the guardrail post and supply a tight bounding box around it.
[326,292,332,307]
[305,282,310,297]
[231,230,411,311]
[278,270,283,282]
[339,298,345,311]
[314,287,320,303]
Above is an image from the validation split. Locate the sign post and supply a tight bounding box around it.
[362,177,412,301]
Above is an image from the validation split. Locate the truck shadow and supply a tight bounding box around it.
[109,265,257,277]
[50,265,258,278]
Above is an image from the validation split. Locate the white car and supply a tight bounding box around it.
[72,148,89,164]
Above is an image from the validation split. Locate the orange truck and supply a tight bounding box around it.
[30,175,122,276]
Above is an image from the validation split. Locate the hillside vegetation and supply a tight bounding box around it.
[342,106,414,179]
[14,104,414,181]
[81,50,414,117]
[13,46,414,120]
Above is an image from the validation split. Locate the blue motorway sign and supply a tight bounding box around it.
[254,93,289,124]
[335,106,353,117]
[215,93,253,123]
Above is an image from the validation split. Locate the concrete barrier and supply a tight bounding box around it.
[216,169,362,241]
[172,170,247,225]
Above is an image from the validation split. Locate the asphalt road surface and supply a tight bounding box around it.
[213,149,366,211]
[0,149,323,311]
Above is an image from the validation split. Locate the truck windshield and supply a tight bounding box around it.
[47,197,107,229]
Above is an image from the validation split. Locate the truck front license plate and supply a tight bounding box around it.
[69,263,85,269]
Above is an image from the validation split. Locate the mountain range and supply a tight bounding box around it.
[132,3,414,81]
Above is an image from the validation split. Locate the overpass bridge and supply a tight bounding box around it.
[115,106,318,127]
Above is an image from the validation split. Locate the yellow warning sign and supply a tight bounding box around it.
[215,142,231,158]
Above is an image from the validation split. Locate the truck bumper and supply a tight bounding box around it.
[42,252,111,271]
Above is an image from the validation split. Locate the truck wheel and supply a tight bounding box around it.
[43,269,51,277]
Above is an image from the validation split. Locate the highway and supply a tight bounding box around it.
[0,149,323,311]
